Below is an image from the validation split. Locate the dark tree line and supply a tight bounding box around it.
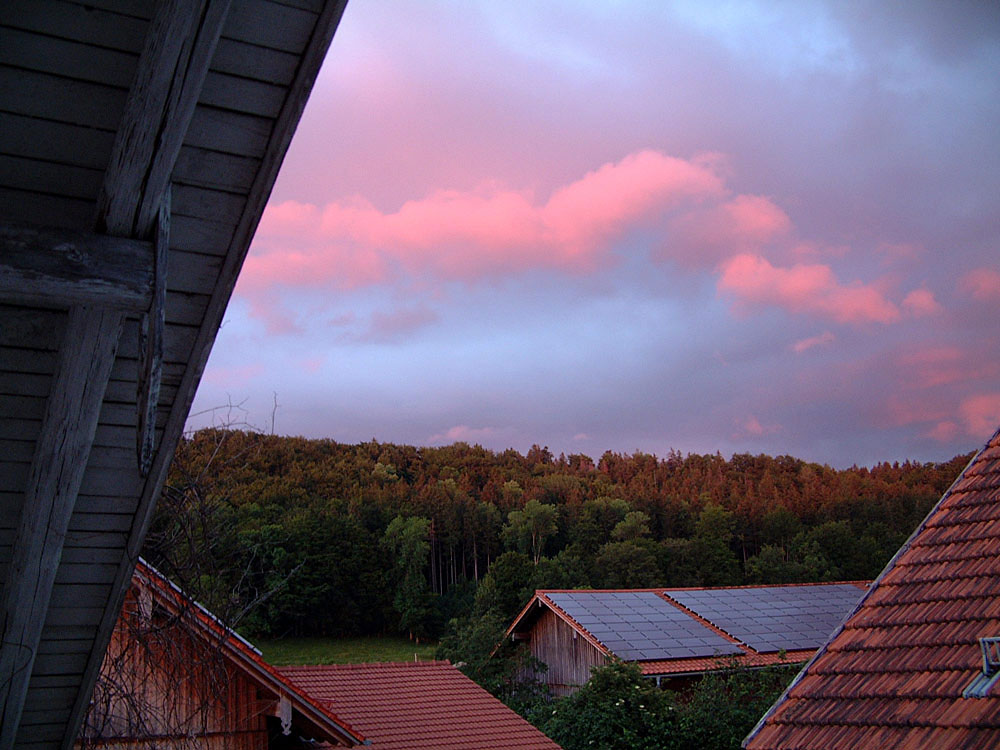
[147,428,969,643]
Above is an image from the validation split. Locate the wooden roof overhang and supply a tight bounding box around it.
[0,1,348,747]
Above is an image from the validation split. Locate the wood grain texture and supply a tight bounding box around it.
[137,191,169,476]
[0,221,154,311]
[0,306,123,747]
[95,0,232,239]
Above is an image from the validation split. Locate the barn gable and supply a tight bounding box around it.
[81,560,362,748]
[507,584,866,693]
[0,2,349,746]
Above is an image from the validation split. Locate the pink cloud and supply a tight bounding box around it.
[543,150,727,254]
[882,390,1000,440]
[961,268,1000,301]
[241,150,727,296]
[717,254,901,324]
[901,288,942,317]
[665,194,790,265]
[429,425,498,444]
[882,394,950,429]
[733,415,780,439]
[898,347,966,388]
[960,394,1000,438]
[925,421,959,442]
[896,346,1000,389]
[245,295,305,335]
[791,331,835,353]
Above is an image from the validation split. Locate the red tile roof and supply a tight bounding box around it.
[745,426,1000,750]
[639,649,815,677]
[278,661,562,749]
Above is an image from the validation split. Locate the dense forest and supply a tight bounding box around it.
[147,428,969,643]
[143,429,970,748]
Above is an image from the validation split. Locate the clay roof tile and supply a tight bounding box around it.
[745,426,1000,749]
[278,661,561,749]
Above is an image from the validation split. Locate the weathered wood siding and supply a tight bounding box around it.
[527,609,608,695]
[76,588,268,750]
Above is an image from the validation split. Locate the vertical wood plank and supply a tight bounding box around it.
[136,190,169,476]
[0,307,123,747]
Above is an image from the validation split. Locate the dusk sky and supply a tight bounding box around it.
[190,0,1000,468]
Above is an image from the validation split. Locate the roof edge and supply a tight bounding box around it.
[132,560,365,746]
[742,427,1000,748]
[505,591,612,659]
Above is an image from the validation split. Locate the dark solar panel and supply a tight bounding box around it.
[663,584,865,654]
[547,591,743,661]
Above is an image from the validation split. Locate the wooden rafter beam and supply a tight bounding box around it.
[136,191,169,476]
[95,0,232,239]
[0,307,124,747]
[93,0,231,476]
[0,221,154,311]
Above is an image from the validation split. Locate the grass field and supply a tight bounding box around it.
[255,636,438,666]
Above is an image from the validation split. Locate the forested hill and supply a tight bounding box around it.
[149,429,971,640]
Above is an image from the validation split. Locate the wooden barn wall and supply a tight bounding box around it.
[527,609,608,695]
[76,587,268,750]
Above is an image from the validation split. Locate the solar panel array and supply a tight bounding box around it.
[547,591,744,661]
[663,584,866,653]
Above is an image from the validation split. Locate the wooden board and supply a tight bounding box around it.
[0,187,94,230]
[223,0,317,53]
[1,0,147,54]
[0,113,116,171]
[0,65,128,131]
[174,147,260,194]
[213,37,299,85]
[185,105,273,156]
[0,155,103,204]
[0,29,136,88]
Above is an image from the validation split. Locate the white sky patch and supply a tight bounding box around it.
[478,3,613,78]
[671,0,859,78]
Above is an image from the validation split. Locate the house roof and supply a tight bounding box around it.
[278,661,563,750]
[508,583,867,677]
[0,1,348,746]
[744,426,1000,750]
[129,560,363,747]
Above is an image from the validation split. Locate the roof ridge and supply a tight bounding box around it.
[661,581,870,591]
[279,660,452,670]
[656,591,751,653]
